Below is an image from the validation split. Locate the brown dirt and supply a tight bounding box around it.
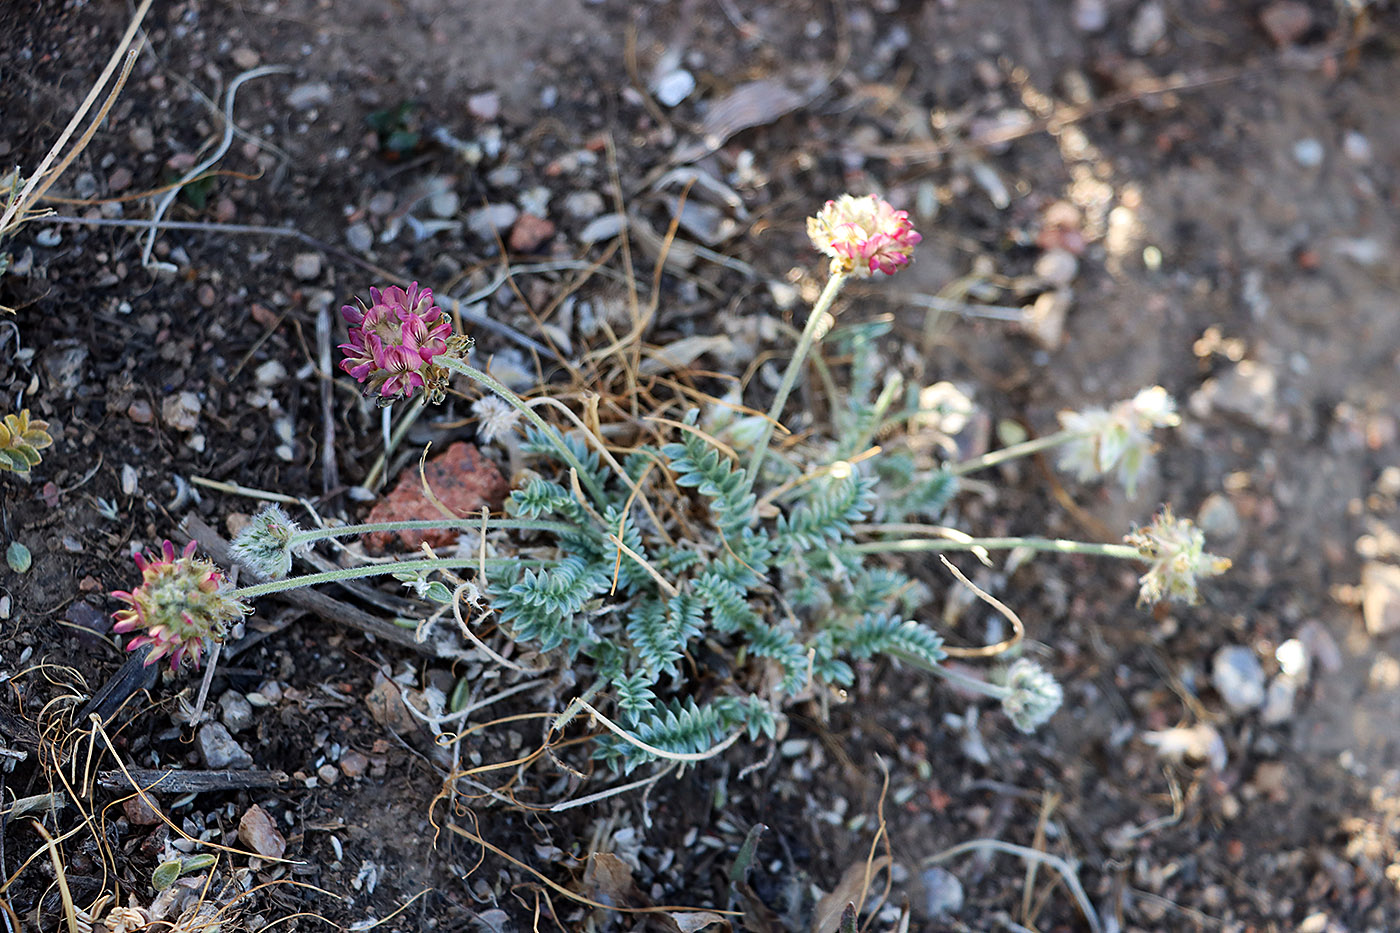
[2,0,1399,930]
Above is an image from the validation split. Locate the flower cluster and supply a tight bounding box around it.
[230,504,304,580]
[111,541,250,670]
[999,659,1064,733]
[1057,386,1181,498]
[807,194,922,276]
[1125,507,1231,606]
[340,283,454,403]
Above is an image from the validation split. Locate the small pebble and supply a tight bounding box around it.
[317,764,340,786]
[1072,0,1109,32]
[35,228,61,247]
[230,47,260,69]
[1259,677,1297,725]
[161,392,201,432]
[1293,138,1324,168]
[340,750,369,778]
[1342,130,1371,163]
[127,400,154,424]
[562,190,605,220]
[1034,248,1079,287]
[1259,0,1313,46]
[579,213,625,244]
[197,284,216,308]
[291,252,322,280]
[1212,645,1266,713]
[921,867,964,917]
[286,82,332,110]
[219,691,255,733]
[129,125,155,153]
[467,204,520,239]
[1196,493,1241,542]
[123,795,164,826]
[1129,1,1167,54]
[1362,561,1400,635]
[652,68,696,107]
[345,222,373,252]
[254,360,287,385]
[467,91,500,121]
[508,214,556,252]
[120,463,139,495]
[107,167,133,193]
[74,173,98,199]
[197,722,253,769]
[428,188,459,219]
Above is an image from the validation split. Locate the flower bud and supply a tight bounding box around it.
[1000,659,1064,733]
[230,504,304,580]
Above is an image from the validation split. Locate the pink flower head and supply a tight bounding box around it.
[807,194,922,276]
[339,282,454,402]
[111,540,250,670]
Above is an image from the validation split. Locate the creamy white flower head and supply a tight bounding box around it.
[1125,506,1230,606]
[1056,386,1180,498]
[472,395,521,445]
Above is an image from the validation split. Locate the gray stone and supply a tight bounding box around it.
[563,190,605,220]
[1212,645,1266,713]
[921,866,964,917]
[467,204,520,239]
[197,722,253,769]
[286,82,332,111]
[345,222,373,252]
[1129,1,1167,54]
[291,252,322,281]
[218,691,255,733]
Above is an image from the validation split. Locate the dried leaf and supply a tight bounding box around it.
[640,335,735,376]
[668,911,730,933]
[581,852,636,908]
[811,856,892,933]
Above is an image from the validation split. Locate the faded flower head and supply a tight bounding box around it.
[1125,506,1231,606]
[340,282,454,403]
[472,395,521,445]
[999,658,1064,733]
[1056,386,1181,498]
[807,194,921,277]
[111,540,250,670]
[230,504,304,580]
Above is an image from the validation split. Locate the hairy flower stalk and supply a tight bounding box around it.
[229,504,575,581]
[1125,507,1231,605]
[111,541,251,670]
[742,194,921,499]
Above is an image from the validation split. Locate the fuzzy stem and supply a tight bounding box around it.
[945,428,1078,477]
[742,269,849,498]
[928,663,1009,700]
[233,556,546,600]
[438,357,609,507]
[286,518,575,549]
[845,536,1140,560]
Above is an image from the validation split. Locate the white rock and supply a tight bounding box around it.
[1212,645,1266,713]
[653,69,696,107]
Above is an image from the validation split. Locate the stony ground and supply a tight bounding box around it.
[2,0,1400,931]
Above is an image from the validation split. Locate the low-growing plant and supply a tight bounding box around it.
[110,193,1229,779]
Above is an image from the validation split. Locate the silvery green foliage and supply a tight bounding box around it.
[469,393,967,773]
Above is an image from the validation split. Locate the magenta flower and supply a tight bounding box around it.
[111,540,250,670]
[339,283,454,402]
[807,194,922,276]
